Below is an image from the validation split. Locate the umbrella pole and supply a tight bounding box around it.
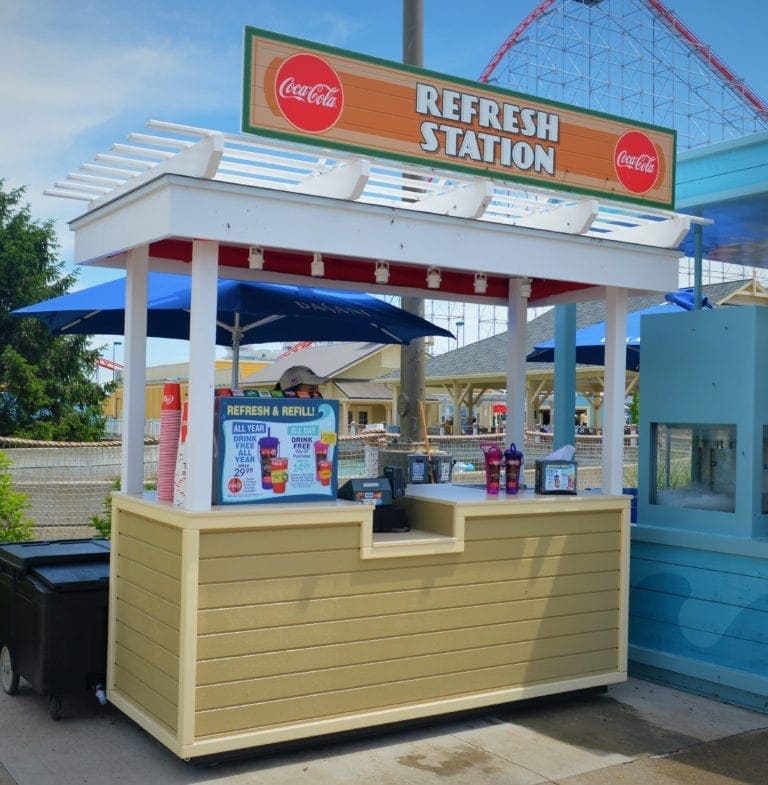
[418,400,436,483]
[231,313,241,390]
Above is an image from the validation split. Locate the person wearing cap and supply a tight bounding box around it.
[276,365,327,398]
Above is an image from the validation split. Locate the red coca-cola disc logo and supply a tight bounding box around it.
[274,53,344,134]
[228,477,243,494]
[613,131,660,194]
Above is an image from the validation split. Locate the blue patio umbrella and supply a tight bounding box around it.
[13,273,454,386]
[526,302,685,372]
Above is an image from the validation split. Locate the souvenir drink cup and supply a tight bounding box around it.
[504,442,524,495]
[157,382,181,502]
[318,459,332,486]
[486,457,501,494]
[270,457,288,494]
[314,440,329,480]
[258,432,279,489]
[480,442,503,495]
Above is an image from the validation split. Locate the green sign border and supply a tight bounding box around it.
[242,26,677,210]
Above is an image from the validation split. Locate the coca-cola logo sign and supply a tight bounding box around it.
[274,53,343,134]
[614,130,659,194]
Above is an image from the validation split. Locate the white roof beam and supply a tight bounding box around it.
[80,163,136,178]
[409,179,494,219]
[126,132,193,150]
[95,153,155,170]
[111,143,175,160]
[43,187,94,201]
[603,214,692,248]
[53,180,110,195]
[217,159,309,182]
[513,199,599,234]
[85,133,224,208]
[68,172,124,185]
[292,158,371,200]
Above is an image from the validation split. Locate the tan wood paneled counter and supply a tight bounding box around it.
[108,487,630,759]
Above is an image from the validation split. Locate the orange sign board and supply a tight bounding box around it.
[243,28,676,209]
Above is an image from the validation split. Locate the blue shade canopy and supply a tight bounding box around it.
[13,273,453,346]
[13,273,454,387]
[664,288,712,310]
[526,302,685,372]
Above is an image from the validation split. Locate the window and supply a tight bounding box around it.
[650,423,736,513]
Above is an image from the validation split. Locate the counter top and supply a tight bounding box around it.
[114,491,374,530]
[112,486,629,556]
[404,484,629,507]
[360,484,631,560]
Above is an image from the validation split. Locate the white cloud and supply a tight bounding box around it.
[1,2,239,225]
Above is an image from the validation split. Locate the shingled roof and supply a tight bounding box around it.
[241,342,386,385]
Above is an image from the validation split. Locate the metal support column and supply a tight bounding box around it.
[554,304,576,451]
[398,0,425,443]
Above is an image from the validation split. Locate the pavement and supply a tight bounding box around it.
[2,677,768,785]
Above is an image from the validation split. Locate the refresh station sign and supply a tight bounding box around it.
[242,26,676,208]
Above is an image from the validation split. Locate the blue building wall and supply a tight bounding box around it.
[631,306,768,712]
[630,536,768,712]
[638,307,768,539]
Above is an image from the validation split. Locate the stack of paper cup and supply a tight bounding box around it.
[157,382,181,502]
[173,402,189,508]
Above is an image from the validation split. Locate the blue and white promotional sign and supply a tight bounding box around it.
[214,397,339,505]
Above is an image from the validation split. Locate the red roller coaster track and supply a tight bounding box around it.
[478,0,768,119]
[478,0,557,84]
[96,357,125,371]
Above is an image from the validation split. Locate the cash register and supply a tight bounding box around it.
[337,468,409,532]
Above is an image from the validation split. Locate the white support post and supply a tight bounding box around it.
[185,240,219,511]
[506,278,529,451]
[602,286,628,494]
[121,248,149,495]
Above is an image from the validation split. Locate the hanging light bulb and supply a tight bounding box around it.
[473,272,488,294]
[426,267,442,289]
[248,247,264,270]
[311,252,325,277]
[374,261,390,284]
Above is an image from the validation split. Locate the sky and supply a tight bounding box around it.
[2,0,767,369]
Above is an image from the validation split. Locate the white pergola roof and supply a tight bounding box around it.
[48,119,693,255]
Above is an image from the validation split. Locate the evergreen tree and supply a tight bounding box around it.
[0,180,112,440]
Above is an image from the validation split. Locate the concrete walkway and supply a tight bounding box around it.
[2,678,768,784]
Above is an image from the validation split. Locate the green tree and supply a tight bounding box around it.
[628,391,640,425]
[0,452,33,542]
[0,180,113,440]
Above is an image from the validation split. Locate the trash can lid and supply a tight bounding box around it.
[0,539,110,573]
[30,561,110,592]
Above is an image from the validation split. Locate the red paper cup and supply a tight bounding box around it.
[158,383,182,501]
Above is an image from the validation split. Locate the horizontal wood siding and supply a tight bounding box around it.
[195,509,622,740]
[114,511,183,733]
[630,541,768,678]
[629,542,768,677]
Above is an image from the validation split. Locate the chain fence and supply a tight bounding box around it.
[0,430,639,540]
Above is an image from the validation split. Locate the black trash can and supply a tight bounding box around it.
[0,539,110,719]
